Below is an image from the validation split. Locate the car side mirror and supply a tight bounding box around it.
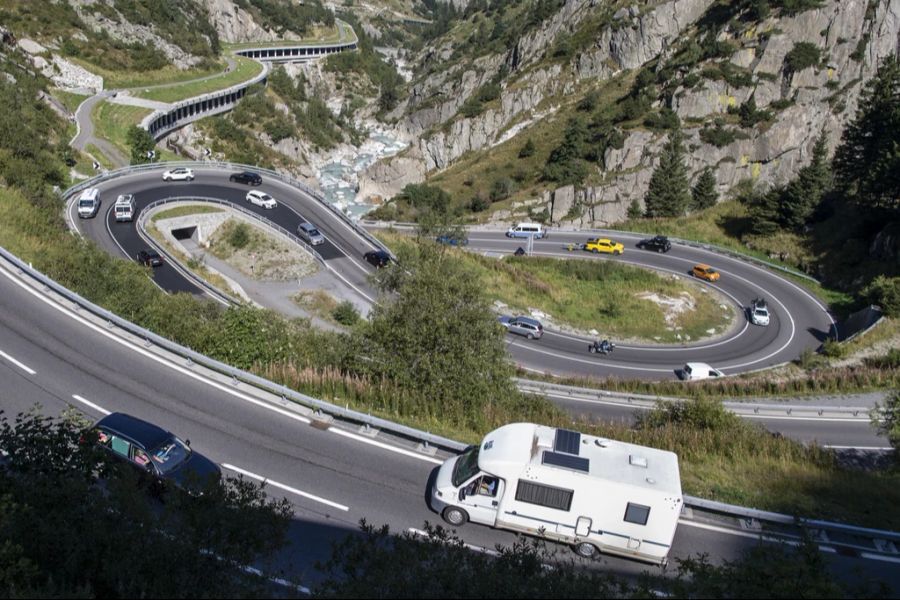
[185,439,191,447]
[458,489,467,501]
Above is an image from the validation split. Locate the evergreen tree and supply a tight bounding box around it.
[746,186,781,235]
[691,167,718,211]
[627,198,643,219]
[542,118,588,185]
[833,55,900,214]
[518,137,536,158]
[644,129,691,217]
[778,131,831,230]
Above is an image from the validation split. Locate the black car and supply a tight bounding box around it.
[89,412,221,495]
[229,171,262,185]
[136,249,163,267]
[636,235,672,253]
[364,249,391,268]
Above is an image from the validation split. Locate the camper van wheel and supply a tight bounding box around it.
[442,507,468,526]
[574,542,598,559]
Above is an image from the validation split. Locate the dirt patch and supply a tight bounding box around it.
[209,218,318,281]
[636,291,696,327]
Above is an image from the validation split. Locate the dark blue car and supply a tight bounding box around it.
[90,412,221,495]
[436,234,469,246]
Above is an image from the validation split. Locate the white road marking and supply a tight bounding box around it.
[71,394,111,415]
[328,427,444,465]
[222,463,349,511]
[0,349,36,375]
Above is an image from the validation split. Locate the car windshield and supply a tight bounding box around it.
[308,228,320,236]
[79,199,94,206]
[149,437,191,474]
[452,446,480,487]
[755,308,768,315]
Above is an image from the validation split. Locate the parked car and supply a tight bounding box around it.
[749,297,770,326]
[364,249,391,268]
[692,263,720,282]
[229,171,262,185]
[297,222,326,246]
[161,167,194,182]
[584,238,624,255]
[636,235,672,253]
[87,412,221,495]
[679,362,724,381]
[246,190,277,209]
[498,315,544,340]
[137,249,163,267]
[436,234,469,246]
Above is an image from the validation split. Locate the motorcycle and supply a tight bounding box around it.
[588,340,615,355]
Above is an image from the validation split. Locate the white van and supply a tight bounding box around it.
[77,188,101,219]
[114,194,135,222]
[430,423,683,565]
[505,222,546,239]
[679,362,724,381]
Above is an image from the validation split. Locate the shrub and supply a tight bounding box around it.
[469,194,489,212]
[518,137,536,158]
[821,339,846,358]
[228,222,250,249]
[784,42,822,74]
[862,276,900,317]
[332,301,360,326]
[644,108,680,131]
[489,177,516,202]
[699,123,737,147]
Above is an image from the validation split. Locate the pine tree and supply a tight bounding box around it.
[778,130,831,230]
[644,129,691,217]
[833,55,900,214]
[746,186,781,236]
[627,198,643,219]
[518,137,536,158]
[691,167,718,211]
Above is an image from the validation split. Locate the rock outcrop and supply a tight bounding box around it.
[198,0,280,44]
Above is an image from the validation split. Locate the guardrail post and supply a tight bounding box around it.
[232,374,239,386]
[186,357,194,367]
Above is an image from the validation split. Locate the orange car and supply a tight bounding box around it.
[692,264,720,282]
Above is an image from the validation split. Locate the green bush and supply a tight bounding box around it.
[332,301,360,326]
[821,339,846,358]
[784,42,822,74]
[228,222,251,249]
[863,276,900,317]
[699,123,738,147]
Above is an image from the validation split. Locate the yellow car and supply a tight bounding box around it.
[584,238,624,255]
[692,264,720,282]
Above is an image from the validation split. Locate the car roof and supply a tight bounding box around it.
[695,263,712,269]
[514,316,542,326]
[685,362,711,370]
[368,249,390,257]
[95,412,172,449]
[299,222,318,231]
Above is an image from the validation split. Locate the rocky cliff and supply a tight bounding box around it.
[363,0,900,228]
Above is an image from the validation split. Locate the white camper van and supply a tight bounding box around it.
[430,423,683,565]
[77,188,101,219]
[505,222,546,239]
[114,194,135,222]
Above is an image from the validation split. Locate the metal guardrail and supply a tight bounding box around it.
[516,378,875,420]
[1,243,898,557]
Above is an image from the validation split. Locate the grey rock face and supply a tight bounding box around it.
[198,0,280,43]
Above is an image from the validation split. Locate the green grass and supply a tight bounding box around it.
[292,290,341,323]
[85,144,115,171]
[223,23,345,49]
[50,88,89,114]
[66,57,228,90]
[134,56,264,103]
[378,232,733,342]
[91,101,152,160]
[151,205,224,222]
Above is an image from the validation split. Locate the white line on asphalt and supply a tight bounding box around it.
[222,463,349,511]
[0,349,36,375]
[824,445,893,451]
[407,528,501,556]
[328,427,444,465]
[71,394,111,415]
[0,263,313,426]
[104,205,133,259]
[679,519,837,554]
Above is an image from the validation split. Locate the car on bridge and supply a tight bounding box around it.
[246,190,277,209]
[498,315,544,340]
[584,238,624,255]
[636,235,671,253]
[161,167,194,182]
[229,171,262,185]
[691,263,720,282]
[86,412,221,496]
[136,249,163,267]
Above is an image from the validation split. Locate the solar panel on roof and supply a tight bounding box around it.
[542,450,590,473]
[554,429,581,455]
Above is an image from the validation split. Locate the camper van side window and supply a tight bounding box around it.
[515,480,573,511]
[624,502,651,525]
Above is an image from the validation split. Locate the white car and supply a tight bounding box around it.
[162,168,194,182]
[679,362,725,381]
[749,298,770,326]
[246,190,277,209]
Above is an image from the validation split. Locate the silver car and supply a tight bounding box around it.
[498,315,544,340]
[297,222,326,246]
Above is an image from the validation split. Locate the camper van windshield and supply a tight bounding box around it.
[452,446,480,487]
